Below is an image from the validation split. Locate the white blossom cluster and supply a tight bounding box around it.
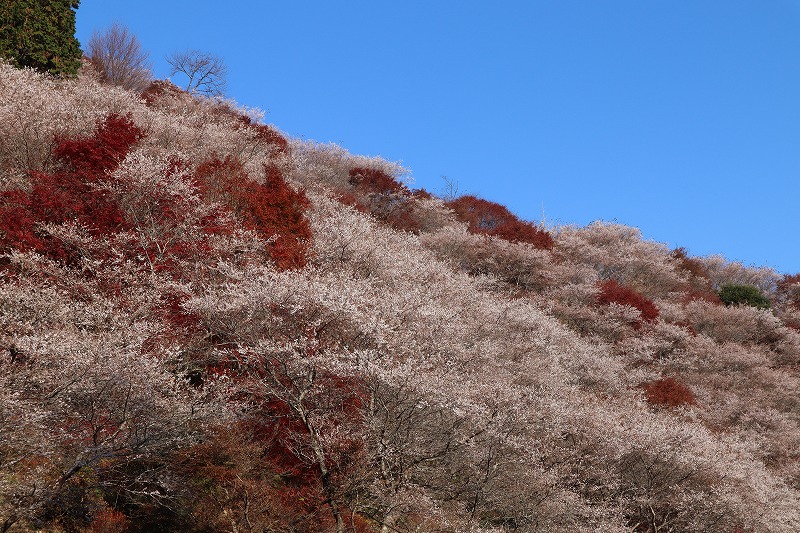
[0,61,798,532]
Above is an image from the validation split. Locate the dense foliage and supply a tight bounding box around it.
[1,61,799,532]
[0,0,82,76]
[446,194,554,249]
[718,283,771,309]
[596,279,660,328]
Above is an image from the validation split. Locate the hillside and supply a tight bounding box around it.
[1,61,799,532]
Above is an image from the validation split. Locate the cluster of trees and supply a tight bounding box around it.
[1,1,227,96]
[88,24,228,97]
[1,11,800,533]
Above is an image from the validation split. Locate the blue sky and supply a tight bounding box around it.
[75,1,800,274]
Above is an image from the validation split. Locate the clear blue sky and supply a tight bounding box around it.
[75,1,800,274]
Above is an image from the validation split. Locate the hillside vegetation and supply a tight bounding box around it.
[1,61,799,532]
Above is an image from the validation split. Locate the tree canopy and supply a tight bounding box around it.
[0,0,82,77]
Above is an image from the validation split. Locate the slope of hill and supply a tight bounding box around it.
[1,61,799,532]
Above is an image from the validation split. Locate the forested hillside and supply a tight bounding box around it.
[1,60,799,532]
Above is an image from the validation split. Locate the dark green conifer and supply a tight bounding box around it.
[0,0,82,77]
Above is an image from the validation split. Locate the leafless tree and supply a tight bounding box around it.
[440,174,460,202]
[87,22,152,93]
[166,49,228,96]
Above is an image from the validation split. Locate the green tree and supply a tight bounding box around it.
[0,0,82,77]
[718,283,771,309]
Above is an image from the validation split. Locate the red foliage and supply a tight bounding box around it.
[673,320,698,336]
[338,190,423,233]
[0,114,143,263]
[158,291,202,333]
[140,79,186,106]
[0,190,46,252]
[227,110,290,156]
[54,114,144,177]
[243,359,367,477]
[641,377,697,408]
[682,287,722,305]
[381,200,423,233]
[672,248,722,305]
[348,166,406,195]
[194,157,312,270]
[597,279,660,326]
[780,273,800,286]
[411,188,433,200]
[86,508,129,533]
[252,124,289,155]
[445,195,554,250]
[778,273,800,309]
[338,192,370,214]
[671,247,711,280]
[340,167,431,234]
[782,316,800,332]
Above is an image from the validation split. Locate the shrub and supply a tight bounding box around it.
[683,299,783,345]
[783,316,800,332]
[194,157,311,270]
[0,114,142,261]
[252,123,289,155]
[229,110,289,155]
[53,113,144,177]
[348,166,406,195]
[557,223,682,297]
[596,279,659,325]
[445,195,554,250]
[411,188,433,200]
[341,166,431,233]
[682,287,722,305]
[141,79,186,106]
[371,196,422,234]
[86,507,129,533]
[641,377,696,408]
[718,283,771,310]
[777,273,800,309]
[671,247,711,280]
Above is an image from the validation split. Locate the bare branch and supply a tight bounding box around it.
[166,49,228,96]
[87,22,152,93]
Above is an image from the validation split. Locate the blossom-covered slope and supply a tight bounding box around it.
[1,61,799,532]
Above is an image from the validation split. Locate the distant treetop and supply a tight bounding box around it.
[166,49,228,97]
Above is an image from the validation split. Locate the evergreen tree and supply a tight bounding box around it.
[718,283,772,309]
[0,0,82,77]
